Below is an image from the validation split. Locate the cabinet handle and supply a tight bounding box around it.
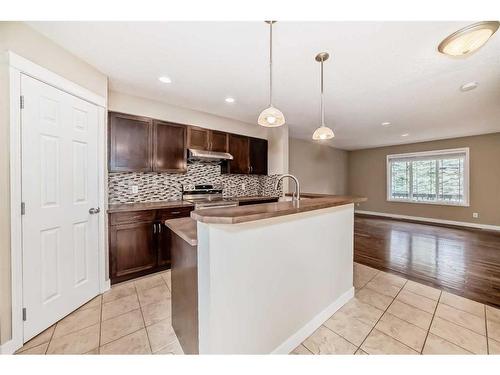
[153,223,157,234]
[171,211,181,215]
[158,224,162,233]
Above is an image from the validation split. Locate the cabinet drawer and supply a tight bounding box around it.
[110,210,156,225]
[157,207,193,221]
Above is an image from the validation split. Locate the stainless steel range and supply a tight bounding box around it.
[182,184,239,209]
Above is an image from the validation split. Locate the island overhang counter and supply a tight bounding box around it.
[165,195,366,354]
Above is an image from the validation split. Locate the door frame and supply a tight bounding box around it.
[4,51,109,353]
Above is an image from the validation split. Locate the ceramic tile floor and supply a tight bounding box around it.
[15,263,500,355]
[292,262,500,355]
[15,270,184,355]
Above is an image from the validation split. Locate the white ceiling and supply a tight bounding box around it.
[27,21,500,150]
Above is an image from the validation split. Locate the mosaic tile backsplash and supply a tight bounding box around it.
[108,162,283,203]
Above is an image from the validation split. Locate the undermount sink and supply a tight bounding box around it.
[278,196,310,202]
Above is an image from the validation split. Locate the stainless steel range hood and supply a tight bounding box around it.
[188,149,234,162]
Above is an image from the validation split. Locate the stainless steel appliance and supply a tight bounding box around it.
[187,149,233,162]
[182,184,239,209]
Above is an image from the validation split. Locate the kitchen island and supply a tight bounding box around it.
[166,195,366,354]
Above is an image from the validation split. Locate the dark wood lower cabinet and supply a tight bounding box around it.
[157,222,172,267]
[109,221,156,283]
[171,232,199,354]
[109,207,193,284]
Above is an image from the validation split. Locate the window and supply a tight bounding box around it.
[387,148,469,206]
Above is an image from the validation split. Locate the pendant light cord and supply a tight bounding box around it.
[320,59,324,127]
[269,21,273,106]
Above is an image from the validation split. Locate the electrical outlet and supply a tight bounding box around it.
[241,183,246,191]
[472,212,479,219]
[131,185,139,194]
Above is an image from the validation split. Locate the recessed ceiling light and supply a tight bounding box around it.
[225,97,235,103]
[401,133,409,137]
[158,76,172,84]
[460,81,479,92]
[381,122,391,126]
[438,21,499,56]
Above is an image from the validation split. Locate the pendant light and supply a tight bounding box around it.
[258,21,285,127]
[312,52,335,140]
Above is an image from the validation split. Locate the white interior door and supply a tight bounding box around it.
[21,74,100,341]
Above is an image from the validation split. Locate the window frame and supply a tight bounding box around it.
[386,147,470,207]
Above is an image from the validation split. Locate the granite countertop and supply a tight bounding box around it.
[164,217,198,246]
[107,196,280,213]
[285,192,338,198]
[108,200,194,213]
[164,195,366,245]
[191,195,367,225]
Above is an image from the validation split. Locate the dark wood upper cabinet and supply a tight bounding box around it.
[108,111,267,176]
[249,137,268,175]
[187,126,210,150]
[187,126,228,153]
[227,134,250,174]
[209,130,228,153]
[109,112,152,172]
[153,120,187,173]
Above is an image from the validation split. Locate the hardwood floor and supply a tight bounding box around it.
[354,214,500,308]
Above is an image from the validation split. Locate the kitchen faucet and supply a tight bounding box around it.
[275,174,301,202]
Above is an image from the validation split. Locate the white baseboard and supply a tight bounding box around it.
[356,210,500,232]
[101,279,111,294]
[271,287,355,354]
[0,339,19,355]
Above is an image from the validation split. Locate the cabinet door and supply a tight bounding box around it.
[109,112,152,172]
[228,134,249,174]
[157,222,172,267]
[109,221,156,283]
[187,126,209,150]
[209,130,228,152]
[249,137,268,175]
[153,120,187,173]
[157,208,193,267]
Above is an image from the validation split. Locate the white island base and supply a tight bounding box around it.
[196,203,355,354]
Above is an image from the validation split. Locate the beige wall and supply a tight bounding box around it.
[108,91,289,175]
[348,133,500,226]
[0,57,11,347]
[0,22,108,346]
[289,138,349,195]
[0,22,108,98]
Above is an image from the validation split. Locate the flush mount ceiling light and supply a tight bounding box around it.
[158,76,172,84]
[312,52,335,141]
[460,81,479,92]
[225,97,235,103]
[381,122,392,126]
[258,21,285,128]
[438,21,499,56]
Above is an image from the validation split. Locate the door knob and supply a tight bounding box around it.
[89,207,101,214]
